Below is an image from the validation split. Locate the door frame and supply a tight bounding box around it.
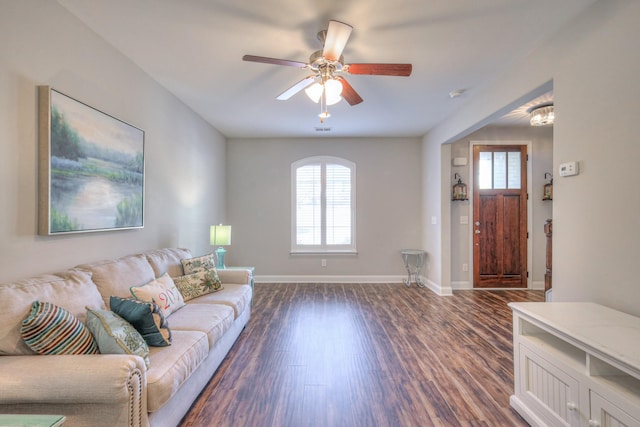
[468,140,533,289]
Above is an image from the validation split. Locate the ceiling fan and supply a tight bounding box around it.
[242,20,412,121]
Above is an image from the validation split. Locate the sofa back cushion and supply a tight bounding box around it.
[77,254,156,309]
[0,269,105,355]
[145,248,192,278]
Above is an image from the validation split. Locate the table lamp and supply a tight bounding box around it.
[210,224,231,269]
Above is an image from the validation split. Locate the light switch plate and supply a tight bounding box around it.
[559,161,579,177]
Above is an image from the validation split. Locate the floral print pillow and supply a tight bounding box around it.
[181,254,216,275]
[173,269,223,301]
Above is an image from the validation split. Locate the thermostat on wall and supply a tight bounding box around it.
[559,161,579,177]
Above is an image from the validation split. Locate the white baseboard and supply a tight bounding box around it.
[532,280,545,290]
[255,275,405,284]
[452,281,472,290]
[424,277,453,296]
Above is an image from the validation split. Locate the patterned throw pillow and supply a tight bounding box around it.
[181,254,216,275]
[109,296,171,347]
[86,308,150,368]
[130,273,185,317]
[173,269,223,301]
[21,301,98,355]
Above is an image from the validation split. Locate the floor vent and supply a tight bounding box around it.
[314,127,332,132]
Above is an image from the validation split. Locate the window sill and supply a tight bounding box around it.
[290,250,358,256]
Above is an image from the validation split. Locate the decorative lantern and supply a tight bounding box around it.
[543,173,553,201]
[452,173,468,201]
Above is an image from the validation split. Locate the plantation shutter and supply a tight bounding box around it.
[296,164,321,245]
[292,156,356,253]
[326,163,351,245]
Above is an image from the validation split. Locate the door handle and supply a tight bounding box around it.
[475,221,480,226]
[475,230,481,234]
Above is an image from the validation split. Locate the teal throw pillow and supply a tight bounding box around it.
[110,296,171,347]
[86,307,150,368]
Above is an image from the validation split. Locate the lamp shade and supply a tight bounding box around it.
[305,82,323,103]
[210,225,231,246]
[324,79,343,105]
[305,79,343,105]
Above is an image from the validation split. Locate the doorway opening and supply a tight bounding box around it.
[470,142,532,288]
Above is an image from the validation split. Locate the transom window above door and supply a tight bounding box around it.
[478,150,522,190]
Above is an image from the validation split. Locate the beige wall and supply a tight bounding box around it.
[423,0,640,315]
[0,2,226,282]
[226,137,422,280]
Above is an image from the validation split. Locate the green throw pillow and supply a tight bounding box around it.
[21,301,98,355]
[110,296,171,347]
[173,269,223,301]
[86,307,150,368]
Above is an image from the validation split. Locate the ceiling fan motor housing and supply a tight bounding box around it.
[309,50,344,74]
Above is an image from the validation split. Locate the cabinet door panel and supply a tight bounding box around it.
[519,344,581,426]
[591,391,640,427]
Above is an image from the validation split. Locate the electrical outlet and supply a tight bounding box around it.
[321,259,327,267]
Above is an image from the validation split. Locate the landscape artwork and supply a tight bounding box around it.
[38,87,144,235]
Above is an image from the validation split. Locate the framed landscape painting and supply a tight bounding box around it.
[38,86,145,235]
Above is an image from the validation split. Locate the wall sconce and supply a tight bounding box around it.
[543,173,553,201]
[452,173,468,201]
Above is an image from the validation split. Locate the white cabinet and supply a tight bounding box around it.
[509,302,640,427]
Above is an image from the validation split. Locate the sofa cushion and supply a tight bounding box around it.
[130,273,185,317]
[109,296,171,347]
[189,284,252,319]
[181,253,216,275]
[145,248,192,278]
[77,254,156,308]
[86,308,150,368]
[21,301,98,355]
[168,303,234,348]
[146,330,209,412]
[0,269,105,355]
[173,269,222,302]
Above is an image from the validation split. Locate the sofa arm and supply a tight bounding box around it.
[0,354,146,425]
[218,268,252,285]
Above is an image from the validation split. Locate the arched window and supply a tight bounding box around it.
[291,156,356,253]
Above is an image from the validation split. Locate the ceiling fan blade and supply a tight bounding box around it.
[346,63,412,76]
[335,76,363,106]
[276,76,317,100]
[323,20,353,61]
[243,54,308,68]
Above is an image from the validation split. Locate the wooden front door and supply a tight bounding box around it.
[473,145,527,288]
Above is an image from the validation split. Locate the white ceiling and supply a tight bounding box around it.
[57,0,595,139]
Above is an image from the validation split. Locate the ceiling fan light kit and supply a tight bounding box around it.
[529,103,555,126]
[242,19,412,122]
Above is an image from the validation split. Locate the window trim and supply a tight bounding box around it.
[291,156,356,254]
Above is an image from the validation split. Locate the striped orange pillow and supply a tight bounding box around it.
[21,301,98,355]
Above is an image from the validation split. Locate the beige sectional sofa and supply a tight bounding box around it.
[0,248,253,427]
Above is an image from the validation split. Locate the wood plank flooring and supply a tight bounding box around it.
[179,284,544,427]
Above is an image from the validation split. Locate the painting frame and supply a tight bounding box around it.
[38,86,145,235]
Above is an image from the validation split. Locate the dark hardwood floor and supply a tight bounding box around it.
[179,283,544,427]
